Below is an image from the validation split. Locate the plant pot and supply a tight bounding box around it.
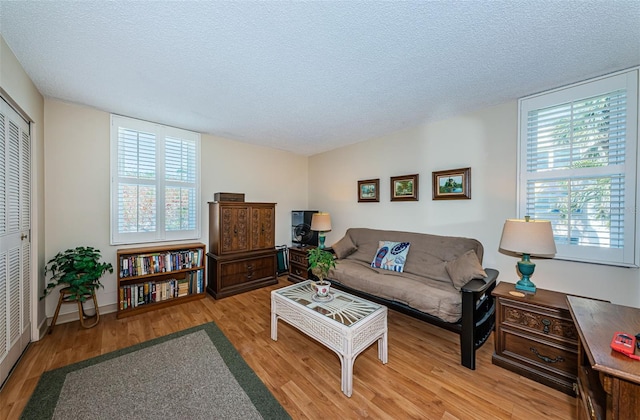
[314,281,331,297]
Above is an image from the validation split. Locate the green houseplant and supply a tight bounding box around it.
[307,247,336,297]
[42,246,113,302]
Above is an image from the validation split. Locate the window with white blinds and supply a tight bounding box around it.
[518,68,639,266]
[110,115,200,245]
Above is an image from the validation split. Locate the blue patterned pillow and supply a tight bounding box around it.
[371,241,411,272]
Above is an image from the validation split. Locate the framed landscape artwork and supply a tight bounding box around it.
[432,167,471,200]
[358,179,379,202]
[390,174,419,201]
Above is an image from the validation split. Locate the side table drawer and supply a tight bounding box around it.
[500,300,578,343]
[290,262,309,280]
[290,251,308,265]
[499,327,577,377]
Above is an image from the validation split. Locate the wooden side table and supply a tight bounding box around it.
[288,246,335,283]
[492,281,578,395]
[288,246,314,283]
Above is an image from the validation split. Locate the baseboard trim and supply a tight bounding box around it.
[37,317,49,339]
[46,303,118,327]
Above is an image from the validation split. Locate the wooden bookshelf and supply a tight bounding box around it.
[116,243,206,318]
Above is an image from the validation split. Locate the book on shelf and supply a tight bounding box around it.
[119,248,204,278]
[119,273,207,310]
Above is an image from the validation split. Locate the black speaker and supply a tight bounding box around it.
[291,210,319,246]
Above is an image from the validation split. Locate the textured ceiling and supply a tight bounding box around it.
[1,1,639,156]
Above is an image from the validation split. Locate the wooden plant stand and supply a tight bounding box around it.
[49,286,100,333]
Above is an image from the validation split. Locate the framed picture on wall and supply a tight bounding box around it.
[432,167,471,200]
[358,179,380,202]
[390,174,419,201]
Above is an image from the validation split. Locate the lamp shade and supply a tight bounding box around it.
[499,218,557,256]
[310,212,332,231]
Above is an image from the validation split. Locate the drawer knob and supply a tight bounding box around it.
[530,347,564,364]
[542,318,551,334]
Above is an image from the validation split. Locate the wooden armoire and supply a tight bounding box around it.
[207,201,277,298]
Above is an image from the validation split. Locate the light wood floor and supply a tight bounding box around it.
[1,277,575,419]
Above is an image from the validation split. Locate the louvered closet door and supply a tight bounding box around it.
[0,98,31,387]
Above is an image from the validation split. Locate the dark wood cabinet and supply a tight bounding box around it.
[568,296,640,420]
[492,281,578,395]
[209,202,275,255]
[250,206,276,250]
[207,201,277,298]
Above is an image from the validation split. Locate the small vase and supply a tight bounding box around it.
[314,281,331,297]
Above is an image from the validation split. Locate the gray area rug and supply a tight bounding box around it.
[21,322,290,420]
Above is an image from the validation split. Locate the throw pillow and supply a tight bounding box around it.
[446,250,487,291]
[371,241,411,272]
[332,234,358,259]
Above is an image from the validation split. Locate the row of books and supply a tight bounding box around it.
[119,270,204,311]
[119,249,204,278]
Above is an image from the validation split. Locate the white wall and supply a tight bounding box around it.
[36,77,640,316]
[43,99,309,317]
[0,35,46,333]
[308,102,640,307]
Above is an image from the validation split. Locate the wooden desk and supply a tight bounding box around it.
[567,296,640,419]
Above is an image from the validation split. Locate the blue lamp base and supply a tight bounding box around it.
[515,253,537,294]
[318,233,326,249]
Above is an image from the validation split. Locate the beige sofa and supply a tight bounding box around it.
[328,228,498,370]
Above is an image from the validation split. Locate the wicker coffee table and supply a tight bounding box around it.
[271,280,388,397]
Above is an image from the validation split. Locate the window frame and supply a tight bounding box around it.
[110,115,201,245]
[517,68,639,267]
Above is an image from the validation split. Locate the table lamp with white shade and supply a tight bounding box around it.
[310,212,332,249]
[499,216,557,294]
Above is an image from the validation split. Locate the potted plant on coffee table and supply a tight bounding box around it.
[307,247,336,298]
[42,246,113,330]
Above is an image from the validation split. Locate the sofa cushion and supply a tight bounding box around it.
[445,250,487,291]
[371,241,411,272]
[329,259,462,323]
[332,234,358,259]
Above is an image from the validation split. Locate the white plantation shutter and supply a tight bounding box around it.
[165,137,197,232]
[111,115,200,245]
[518,68,639,266]
[116,128,157,234]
